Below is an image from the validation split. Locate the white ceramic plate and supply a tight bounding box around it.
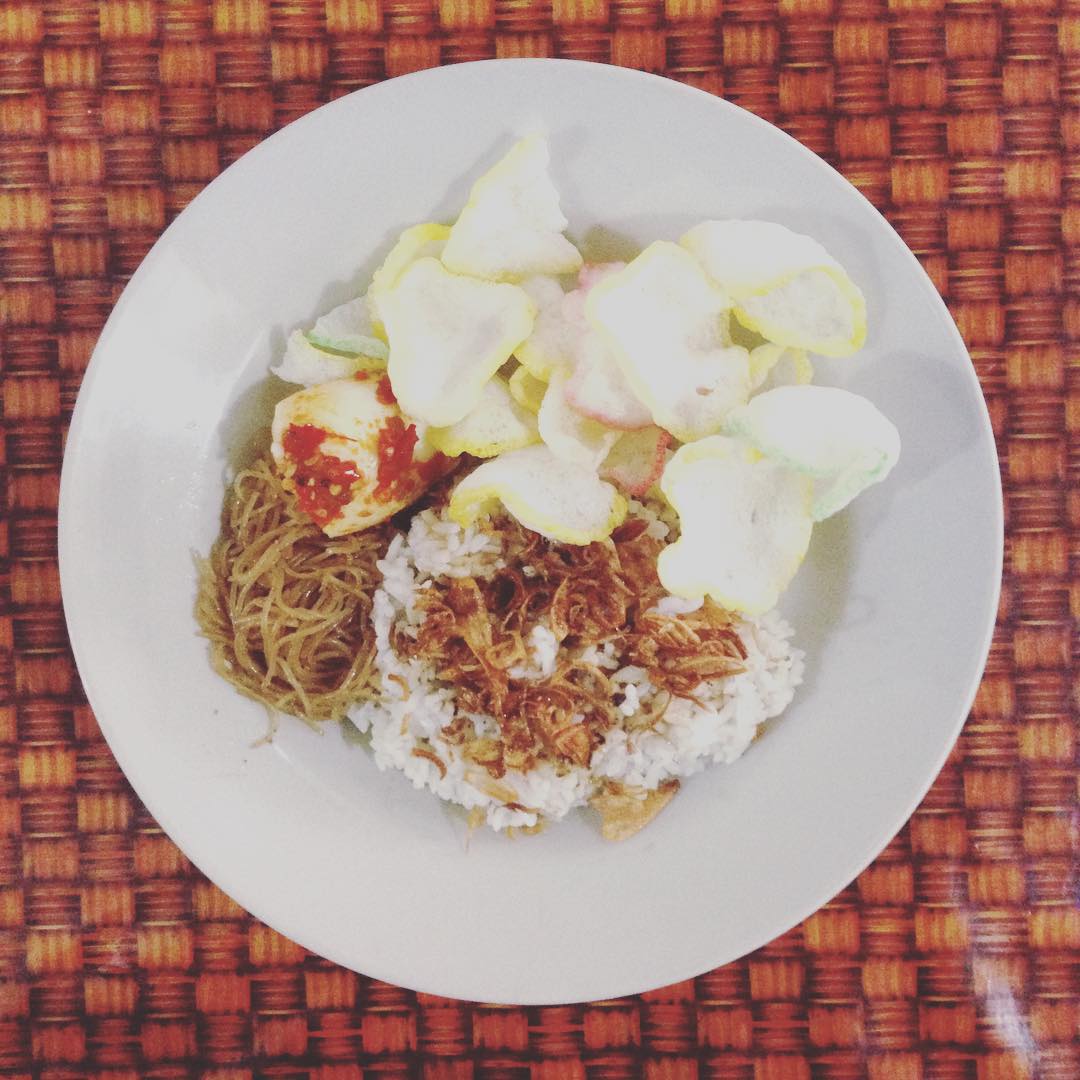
[59,60,1002,1004]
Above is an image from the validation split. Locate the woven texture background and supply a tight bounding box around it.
[1,0,1078,1076]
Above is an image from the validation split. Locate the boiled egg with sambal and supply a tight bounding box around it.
[270,374,453,536]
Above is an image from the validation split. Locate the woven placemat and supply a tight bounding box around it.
[1,1,1077,1076]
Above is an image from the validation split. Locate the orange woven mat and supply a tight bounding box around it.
[1,1,1078,1076]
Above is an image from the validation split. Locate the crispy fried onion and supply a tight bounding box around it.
[590,779,681,841]
[627,597,747,702]
[392,513,747,780]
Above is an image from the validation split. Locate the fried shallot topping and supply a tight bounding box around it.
[627,597,747,702]
[391,513,747,780]
[590,778,681,841]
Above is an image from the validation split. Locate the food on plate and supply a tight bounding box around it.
[449,443,628,546]
[680,219,868,357]
[599,426,670,497]
[722,385,901,521]
[508,365,547,413]
[270,374,453,536]
[195,457,393,722]
[748,343,813,392]
[441,135,583,281]
[426,376,539,459]
[367,222,451,334]
[537,367,622,470]
[271,296,388,387]
[585,243,751,443]
[198,136,899,838]
[381,258,536,426]
[657,436,814,615]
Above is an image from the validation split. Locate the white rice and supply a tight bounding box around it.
[508,623,559,680]
[348,503,804,831]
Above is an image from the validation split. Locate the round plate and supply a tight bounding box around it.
[59,60,1002,1004]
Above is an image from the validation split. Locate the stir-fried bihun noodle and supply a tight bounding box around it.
[196,457,392,722]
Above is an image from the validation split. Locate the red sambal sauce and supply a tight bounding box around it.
[374,418,448,501]
[375,374,396,406]
[369,373,450,500]
[281,423,362,526]
[373,416,418,499]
